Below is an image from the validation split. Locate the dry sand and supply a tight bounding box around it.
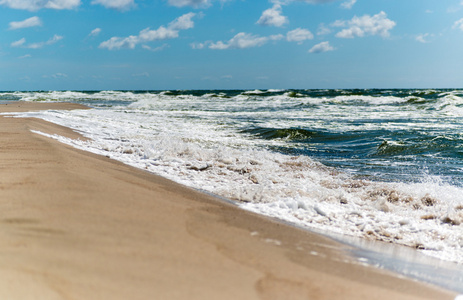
[0,101,457,299]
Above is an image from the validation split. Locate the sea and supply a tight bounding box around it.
[1,89,463,268]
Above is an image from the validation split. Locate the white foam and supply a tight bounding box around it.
[17,108,463,264]
[0,90,141,104]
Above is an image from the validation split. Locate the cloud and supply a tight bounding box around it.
[257,4,288,27]
[415,33,432,43]
[42,73,68,79]
[11,38,26,47]
[317,23,331,35]
[51,73,68,78]
[132,72,150,77]
[208,32,283,50]
[89,28,102,36]
[453,18,463,31]
[91,0,134,10]
[309,41,334,53]
[137,27,177,41]
[142,43,170,52]
[340,0,356,9]
[286,28,313,43]
[30,34,63,48]
[209,33,268,50]
[334,11,396,38]
[190,42,206,49]
[0,0,80,10]
[100,36,138,50]
[9,16,42,30]
[11,34,63,49]
[169,12,196,30]
[99,13,196,50]
[167,0,211,8]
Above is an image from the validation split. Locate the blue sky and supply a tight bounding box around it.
[1,0,463,90]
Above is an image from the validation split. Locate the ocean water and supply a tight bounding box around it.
[2,89,463,264]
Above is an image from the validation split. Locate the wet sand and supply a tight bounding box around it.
[0,101,457,299]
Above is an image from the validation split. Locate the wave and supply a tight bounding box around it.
[243,127,317,141]
[375,136,463,157]
[3,89,463,110]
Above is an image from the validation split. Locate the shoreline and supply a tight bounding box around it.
[0,101,458,299]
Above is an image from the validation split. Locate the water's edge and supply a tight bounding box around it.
[176,186,463,294]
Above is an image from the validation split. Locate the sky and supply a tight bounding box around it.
[1,0,463,91]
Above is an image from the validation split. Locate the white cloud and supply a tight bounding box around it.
[269,34,286,42]
[51,73,68,78]
[11,34,63,49]
[169,12,196,30]
[208,32,283,50]
[335,11,396,38]
[168,0,211,8]
[142,43,170,52]
[100,35,141,50]
[91,0,134,10]
[190,42,206,49]
[19,54,32,59]
[257,4,288,27]
[42,73,68,79]
[286,28,313,43]
[415,33,432,43]
[209,33,268,50]
[317,23,331,35]
[270,34,285,40]
[29,34,63,48]
[11,38,26,47]
[9,16,42,30]
[89,28,102,36]
[99,13,196,50]
[340,0,356,9]
[132,72,150,77]
[309,41,334,53]
[0,0,80,10]
[138,27,178,41]
[331,19,346,27]
[453,18,463,31]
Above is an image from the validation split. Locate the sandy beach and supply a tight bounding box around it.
[0,102,457,299]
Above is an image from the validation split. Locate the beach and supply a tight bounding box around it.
[0,101,456,299]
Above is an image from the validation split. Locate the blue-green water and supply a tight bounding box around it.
[4,89,463,185]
